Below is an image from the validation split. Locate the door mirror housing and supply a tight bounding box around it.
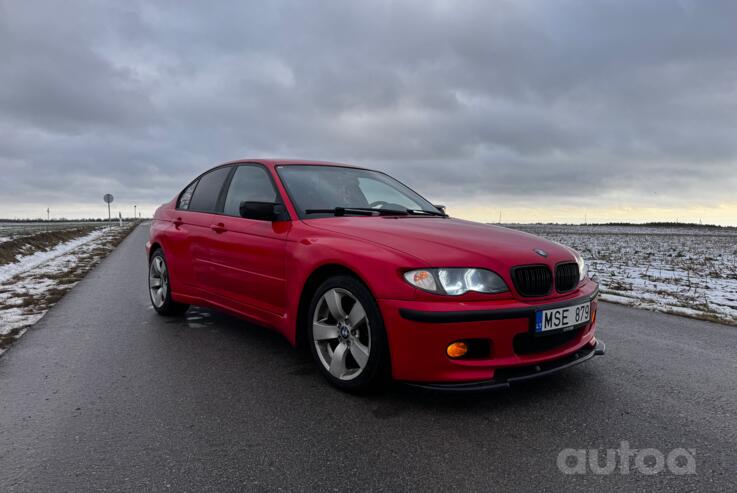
[433,204,447,214]
[239,201,286,221]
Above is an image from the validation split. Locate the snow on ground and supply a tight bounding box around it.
[509,224,737,326]
[0,223,138,354]
[0,228,106,283]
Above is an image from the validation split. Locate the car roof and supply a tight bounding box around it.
[219,158,360,170]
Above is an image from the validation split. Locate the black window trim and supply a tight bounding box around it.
[176,162,291,220]
[175,162,233,212]
[182,164,234,214]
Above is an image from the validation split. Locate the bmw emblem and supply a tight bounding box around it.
[533,248,548,258]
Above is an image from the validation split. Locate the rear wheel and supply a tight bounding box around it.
[308,275,390,392]
[149,249,189,316]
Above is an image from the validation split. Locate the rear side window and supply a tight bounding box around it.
[188,166,232,213]
[177,180,198,210]
[223,165,278,216]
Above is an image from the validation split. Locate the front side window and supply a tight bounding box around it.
[223,165,279,216]
[277,165,440,218]
[188,166,232,213]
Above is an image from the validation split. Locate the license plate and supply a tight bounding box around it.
[535,302,591,333]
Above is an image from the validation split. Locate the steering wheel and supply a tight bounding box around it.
[369,200,389,209]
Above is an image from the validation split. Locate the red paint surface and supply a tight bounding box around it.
[147,159,599,383]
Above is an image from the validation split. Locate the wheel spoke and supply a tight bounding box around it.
[149,275,161,289]
[324,289,346,320]
[313,321,339,341]
[348,302,366,327]
[329,342,349,378]
[350,340,369,368]
[152,287,162,306]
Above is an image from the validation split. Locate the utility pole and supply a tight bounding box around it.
[47,208,50,221]
[134,205,137,220]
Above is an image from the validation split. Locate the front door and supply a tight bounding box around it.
[208,164,291,323]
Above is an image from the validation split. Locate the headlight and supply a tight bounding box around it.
[404,268,508,295]
[573,251,588,282]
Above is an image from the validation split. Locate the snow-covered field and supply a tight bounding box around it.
[509,224,737,326]
[2,220,734,355]
[0,222,138,354]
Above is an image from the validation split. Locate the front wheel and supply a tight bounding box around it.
[148,249,189,316]
[308,275,390,392]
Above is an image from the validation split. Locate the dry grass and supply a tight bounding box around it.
[0,226,102,266]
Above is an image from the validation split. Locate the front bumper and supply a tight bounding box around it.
[378,285,601,385]
[407,340,605,391]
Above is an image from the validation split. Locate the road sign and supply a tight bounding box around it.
[104,194,114,222]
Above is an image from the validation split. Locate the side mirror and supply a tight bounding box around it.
[433,204,447,214]
[239,201,286,221]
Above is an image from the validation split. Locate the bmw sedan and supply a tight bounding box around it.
[146,159,604,392]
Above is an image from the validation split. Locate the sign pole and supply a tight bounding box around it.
[103,194,114,226]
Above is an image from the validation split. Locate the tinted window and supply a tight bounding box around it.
[188,166,231,213]
[223,165,278,216]
[177,180,198,210]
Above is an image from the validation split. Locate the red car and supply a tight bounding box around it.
[146,159,604,392]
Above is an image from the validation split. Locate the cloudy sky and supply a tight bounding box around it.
[1,0,736,224]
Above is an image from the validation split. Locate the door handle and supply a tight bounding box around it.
[210,222,227,234]
[174,217,183,228]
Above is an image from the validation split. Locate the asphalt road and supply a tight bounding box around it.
[1,224,736,492]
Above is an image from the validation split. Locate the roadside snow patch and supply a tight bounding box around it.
[0,228,106,283]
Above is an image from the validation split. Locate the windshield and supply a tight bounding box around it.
[277,165,442,218]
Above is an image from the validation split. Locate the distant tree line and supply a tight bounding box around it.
[498,221,730,229]
[0,218,147,223]
[597,221,725,229]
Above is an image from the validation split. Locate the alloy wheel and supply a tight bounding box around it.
[149,255,168,309]
[312,288,371,381]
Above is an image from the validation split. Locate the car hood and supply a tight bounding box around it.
[303,217,576,269]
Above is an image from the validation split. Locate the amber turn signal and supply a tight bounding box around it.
[446,341,468,358]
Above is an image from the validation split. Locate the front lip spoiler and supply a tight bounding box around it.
[398,288,598,324]
[404,340,605,392]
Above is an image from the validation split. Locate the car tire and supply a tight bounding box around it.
[307,275,391,392]
[148,249,189,316]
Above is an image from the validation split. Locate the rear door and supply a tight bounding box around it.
[180,165,233,298]
[208,164,291,321]
[166,179,199,292]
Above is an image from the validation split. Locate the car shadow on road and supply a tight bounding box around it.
[160,305,604,418]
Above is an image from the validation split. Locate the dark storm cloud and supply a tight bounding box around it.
[1,0,736,216]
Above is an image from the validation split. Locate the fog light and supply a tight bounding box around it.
[447,341,468,358]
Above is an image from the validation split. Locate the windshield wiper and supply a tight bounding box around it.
[304,207,446,217]
[406,209,447,217]
[305,207,383,216]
